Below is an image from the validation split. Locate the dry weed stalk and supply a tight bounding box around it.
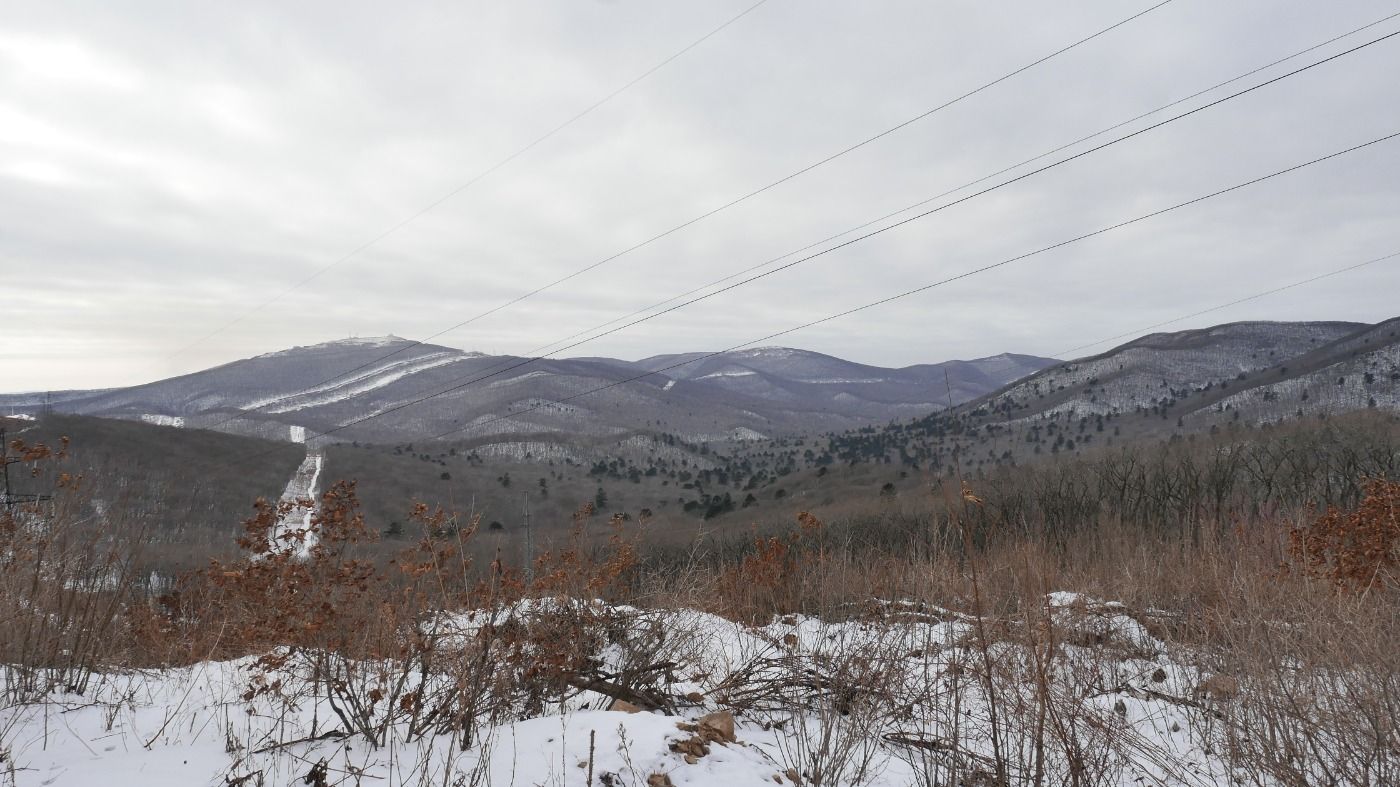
[1,436,147,700]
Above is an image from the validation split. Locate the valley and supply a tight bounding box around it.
[7,316,1399,565]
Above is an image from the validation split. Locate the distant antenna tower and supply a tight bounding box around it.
[41,392,53,416]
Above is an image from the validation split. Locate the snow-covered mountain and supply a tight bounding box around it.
[967,318,1400,429]
[635,348,1054,420]
[1182,317,1400,427]
[825,318,1400,468]
[0,339,1056,445]
[975,320,1370,423]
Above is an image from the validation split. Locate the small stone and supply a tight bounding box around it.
[684,754,698,765]
[669,736,708,758]
[782,633,799,648]
[647,774,674,787]
[698,711,737,743]
[1151,668,1167,683]
[610,699,642,713]
[685,691,705,703]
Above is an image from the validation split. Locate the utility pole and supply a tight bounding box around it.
[1,428,8,507]
[521,493,534,583]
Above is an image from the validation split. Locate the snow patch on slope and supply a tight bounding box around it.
[270,450,322,558]
[486,369,551,388]
[248,352,470,414]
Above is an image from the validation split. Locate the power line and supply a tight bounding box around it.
[457,25,1400,375]
[316,9,1400,407]
[1053,250,1400,358]
[168,0,775,358]
[501,7,1400,366]
[396,1,1175,340]
[415,129,1398,443]
[214,0,1174,424]
[248,26,1399,447]
[244,126,1397,461]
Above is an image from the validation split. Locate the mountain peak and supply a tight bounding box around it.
[254,335,413,359]
[327,335,408,348]
[731,346,807,359]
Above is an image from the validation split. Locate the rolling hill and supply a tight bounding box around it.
[0,339,1056,446]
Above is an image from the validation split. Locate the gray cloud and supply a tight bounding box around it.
[4,0,1399,391]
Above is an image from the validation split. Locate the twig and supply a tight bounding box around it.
[250,728,349,755]
[587,729,596,787]
[565,673,672,715]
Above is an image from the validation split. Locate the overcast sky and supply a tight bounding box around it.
[4,0,1399,391]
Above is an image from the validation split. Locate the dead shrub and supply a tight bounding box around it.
[1,435,147,699]
[1287,477,1400,592]
[716,512,824,621]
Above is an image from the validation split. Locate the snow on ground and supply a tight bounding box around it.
[269,449,322,557]
[0,595,1264,787]
[0,663,780,787]
[140,414,185,428]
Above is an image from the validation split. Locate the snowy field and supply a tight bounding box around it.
[1,593,1323,787]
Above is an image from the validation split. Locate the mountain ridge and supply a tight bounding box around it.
[822,317,1400,471]
[0,339,1057,445]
